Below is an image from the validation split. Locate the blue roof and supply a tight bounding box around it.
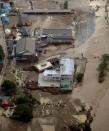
[1,15,9,24]
[0,96,10,100]
[0,3,11,24]
[2,3,11,14]
[2,3,11,10]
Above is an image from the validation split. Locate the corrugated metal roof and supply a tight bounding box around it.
[43,58,74,77]
[42,28,72,37]
[60,58,74,76]
[16,38,35,55]
[44,69,60,76]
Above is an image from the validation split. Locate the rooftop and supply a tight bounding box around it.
[60,58,74,76]
[38,73,60,88]
[42,28,72,37]
[16,37,36,55]
[43,69,60,77]
[43,58,74,77]
[61,79,73,90]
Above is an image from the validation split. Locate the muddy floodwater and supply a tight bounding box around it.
[76,12,95,44]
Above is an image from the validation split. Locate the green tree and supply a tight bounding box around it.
[98,54,109,72]
[15,95,35,107]
[102,54,109,62]
[0,45,4,61]
[98,61,107,73]
[98,54,109,82]
[1,80,16,95]
[76,73,84,82]
[64,1,68,9]
[13,104,33,122]
[15,96,31,104]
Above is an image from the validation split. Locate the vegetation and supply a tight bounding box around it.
[0,64,3,72]
[64,1,68,9]
[14,95,35,106]
[76,73,84,82]
[13,95,36,122]
[0,46,4,72]
[13,103,33,122]
[98,54,109,82]
[0,45,4,61]
[1,80,16,95]
[69,125,91,131]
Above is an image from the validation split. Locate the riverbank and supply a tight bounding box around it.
[71,0,109,131]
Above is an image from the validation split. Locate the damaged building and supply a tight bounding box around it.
[38,57,75,91]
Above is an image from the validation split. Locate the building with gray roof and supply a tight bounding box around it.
[41,28,73,44]
[15,37,38,61]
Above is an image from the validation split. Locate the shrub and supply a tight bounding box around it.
[76,73,84,82]
[98,54,109,72]
[14,95,36,108]
[1,80,16,95]
[98,61,107,73]
[13,103,33,122]
[102,54,109,62]
[15,96,32,105]
[64,1,68,9]
[0,45,4,61]
[13,95,36,122]
[97,54,109,83]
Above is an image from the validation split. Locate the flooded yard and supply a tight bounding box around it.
[0,0,99,131]
[76,12,95,44]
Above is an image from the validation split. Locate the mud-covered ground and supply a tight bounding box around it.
[1,0,108,131]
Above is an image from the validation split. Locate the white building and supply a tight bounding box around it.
[60,58,74,79]
[43,58,74,81]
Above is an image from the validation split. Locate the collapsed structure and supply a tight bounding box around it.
[38,57,74,91]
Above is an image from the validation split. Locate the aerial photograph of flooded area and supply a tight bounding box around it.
[0,0,109,131]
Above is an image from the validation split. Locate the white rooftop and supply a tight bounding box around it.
[43,69,60,77]
[43,58,74,77]
[60,58,74,76]
[38,73,60,88]
[35,61,53,71]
